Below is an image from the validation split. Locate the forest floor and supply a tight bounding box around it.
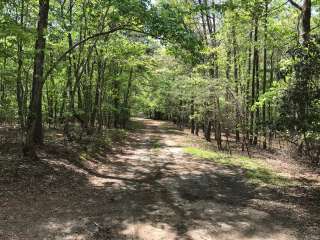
[1,118,320,240]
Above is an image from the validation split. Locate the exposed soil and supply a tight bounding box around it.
[0,119,320,240]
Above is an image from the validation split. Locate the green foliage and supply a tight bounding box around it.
[0,0,319,163]
[278,41,320,133]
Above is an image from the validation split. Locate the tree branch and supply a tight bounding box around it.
[44,25,128,81]
[44,25,162,81]
[288,0,302,11]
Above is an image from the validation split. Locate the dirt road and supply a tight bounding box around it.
[1,119,319,239]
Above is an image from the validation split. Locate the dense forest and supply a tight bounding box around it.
[1,0,319,161]
[1,0,320,239]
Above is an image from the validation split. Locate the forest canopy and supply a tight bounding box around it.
[0,0,319,162]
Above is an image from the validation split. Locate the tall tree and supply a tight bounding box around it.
[23,0,50,157]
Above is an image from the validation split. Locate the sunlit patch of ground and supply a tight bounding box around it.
[0,118,319,239]
[182,128,320,187]
[183,146,298,186]
[121,222,176,240]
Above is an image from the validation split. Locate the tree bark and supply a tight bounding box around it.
[247,28,253,142]
[268,51,274,147]
[16,0,25,130]
[251,16,259,145]
[198,0,208,43]
[288,0,311,44]
[190,99,195,134]
[262,0,268,149]
[232,26,240,142]
[121,68,133,128]
[254,41,260,146]
[24,0,50,157]
[250,18,257,144]
[288,0,312,133]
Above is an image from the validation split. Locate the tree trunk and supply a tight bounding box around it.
[24,0,50,157]
[198,0,208,43]
[215,97,222,150]
[288,0,312,133]
[250,19,256,144]
[251,16,259,145]
[205,119,212,142]
[91,57,104,128]
[301,0,311,44]
[246,28,253,142]
[254,43,260,146]
[262,0,268,149]
[16,0,25,130]
[268,51,274,147]
[288,0,311,44]
[190,99,195,134]
[232,27,240,142]
[121,68,133,128]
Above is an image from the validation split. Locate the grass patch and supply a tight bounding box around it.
[150,139,162,149]
[184,147,298,187]
[79,151,90,161]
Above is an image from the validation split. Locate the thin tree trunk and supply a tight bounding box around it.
[121,68,133,128]
[262,0,268,149]
[250,22,256,144]
[232,27,240,142]
[268,51,274,147]
[215,97,222,150]
[16,0,25,130]
[190,99,195,134]
[247,27,253,142]
[91,56,105,128]
[254,44,260,146]
[198,0,208,43]
[251,16,259,145]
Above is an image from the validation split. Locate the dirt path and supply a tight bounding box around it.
[1,119,319,240]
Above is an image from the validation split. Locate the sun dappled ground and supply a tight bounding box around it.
[0,118,320,239]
